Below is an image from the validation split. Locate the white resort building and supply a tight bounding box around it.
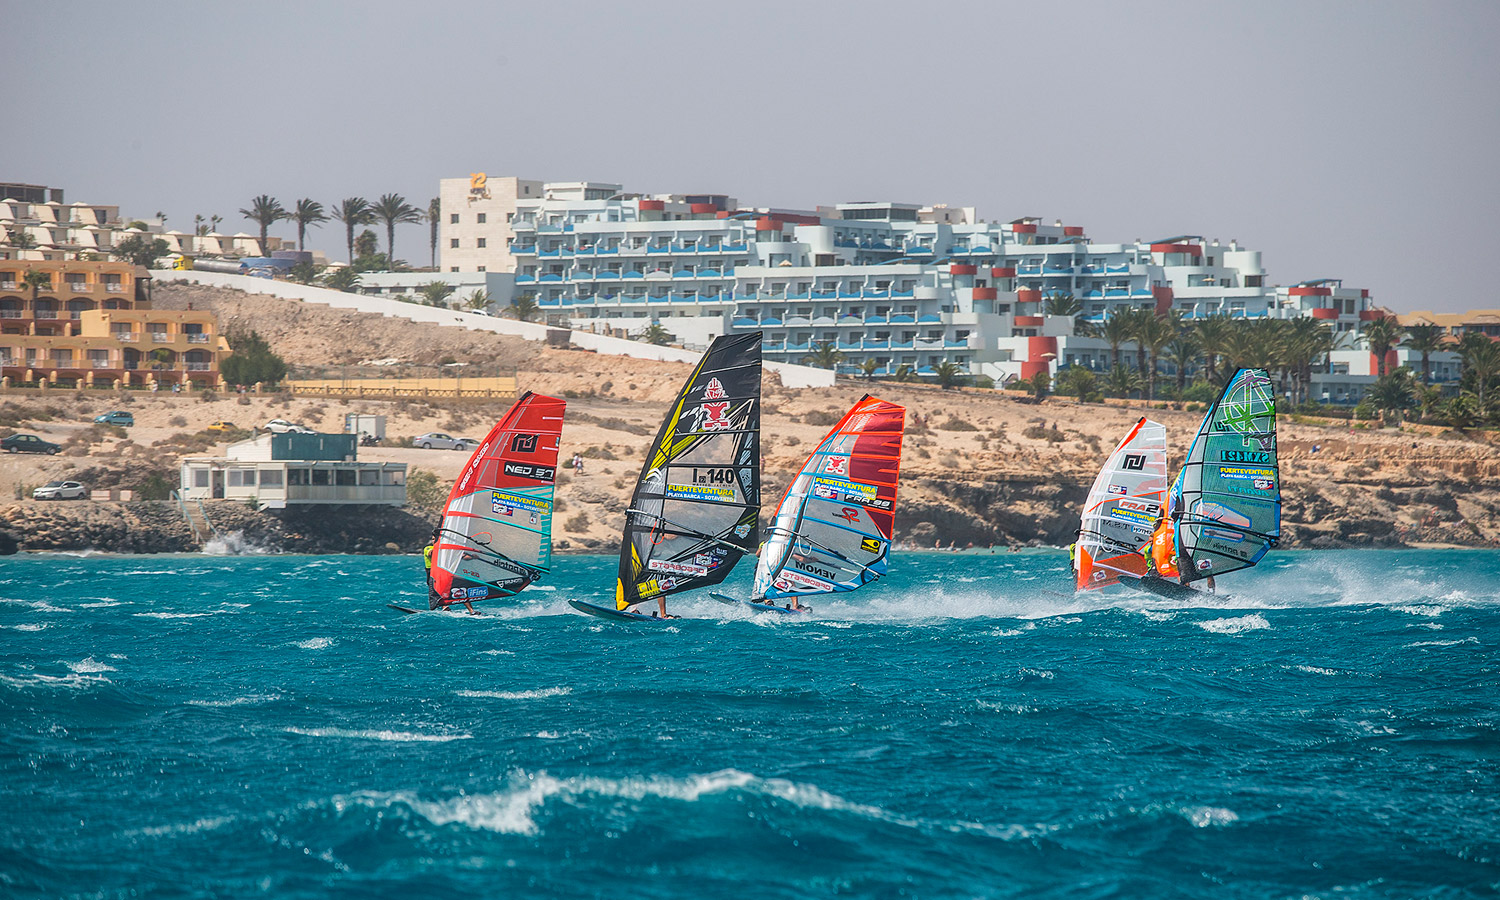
[436,174,1381,388]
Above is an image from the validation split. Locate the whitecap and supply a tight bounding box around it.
[1406,637,1480,648]
[131,815,235,838]
[480,649,515,656]
[284,727,472,743]
[294,638,333,650]
[1291,665,1339,676]
[456,687,571,700]
[187,694,279,708]
[0,671,109,690]
[1392,604,1445,617]
[2,623,47,632]
[65,658,116,674]
[134,612,213,619]
[1198,614,1270,634]
[1180,805,1239,828]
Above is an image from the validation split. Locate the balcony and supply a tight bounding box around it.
[115,332,139,342]
[0,281,16,290]
[511,244,537,255]
[187,333,211,343]
[66,282,89,293]
[0,310,20,319]
[69,312,84,320]
[34,311,58,320]
[105,284,126,293]
[152,332,171,342]
[90,360,112,369]
[185,363,212,372]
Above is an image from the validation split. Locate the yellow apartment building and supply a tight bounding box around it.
[0,260,231,388]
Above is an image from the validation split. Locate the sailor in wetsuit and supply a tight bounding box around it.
[1143,511,1216,592]
[424,528,442,610]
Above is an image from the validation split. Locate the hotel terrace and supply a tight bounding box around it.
[0,260,230,389]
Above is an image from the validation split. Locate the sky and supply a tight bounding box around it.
[6,0,1498,313]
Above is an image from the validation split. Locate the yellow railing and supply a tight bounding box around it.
[285,375,519,400]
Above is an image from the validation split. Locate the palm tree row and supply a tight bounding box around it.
[240,193,432,271]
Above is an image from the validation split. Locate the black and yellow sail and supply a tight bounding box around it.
[615,332,762,609]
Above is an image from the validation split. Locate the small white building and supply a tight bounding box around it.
[180,433,406,509]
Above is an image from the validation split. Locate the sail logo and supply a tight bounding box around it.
[1121,453,1147,471]
[836,507,861,523]
[1221,449,1270,463]
[696,401,732,431]
[703,377,727,400]
[860,537,883,554]
[823,457,848,476]
[649,558,709,577]
[1117,499,1160,515]
[504,462,556,481]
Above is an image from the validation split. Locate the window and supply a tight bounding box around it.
[450,239,459,248]
[477,266,486,272]
[260,470,283,486]
[476,213,486,224]
[311,469,331,486]
[288,469,310,485]
[450,214,459,224]
[193,470,209,488]
[336,470,356,486]
[449,267,458,272]
[477,238,486,248]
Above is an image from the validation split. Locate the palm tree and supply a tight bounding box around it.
[321,267,361,292]
[5,228,37,251]
[1283,317,1335,404]
[238,195,288,255]
[639,322,674,346]
[1361,314,1404,378]
[891,364,916,383]
[1099,309,1138,370]
[1164,332,1201,396]
[418,280,455,308]
[1022,370,1050,402]
[1133,312,1178,400]
[803,340,843,370]
[1402,323,1446,386]
[1460,338,1500,414]
[508,293,541,322]
[1193,314,1234,386]
[209,214,222,233]
[193,214,206,236]
[1055,365,1097,401]
[464,289,492,311]
[1103,364,1141,399]
[1368,369,1417,425]
[428,197,441,269]
[21,269,50,302]
[371,193,423,272]
[933,360,964,389]
[859,358,879,380]
[291,199,328,252]
[333,197,375,265]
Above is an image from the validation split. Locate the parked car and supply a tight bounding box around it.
[206,420,237,433]
[94,411,134,426]
[2,434,60,455]
[415,432,473,450]
[264,419,312,434]
[33,480,88,501]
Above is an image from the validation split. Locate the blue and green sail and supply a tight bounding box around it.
[1170,368,1281,583]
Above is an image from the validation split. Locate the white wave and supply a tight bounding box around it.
[294,637,333,650]
[1290,664,1340,676]
[134,612,214,619]
[78,599,126,608]
[187,694,279,708]
[1392,604,1446,617]
[0,597,72,613]
[480,649,515,656]
[1198,614,1270,634]
[1406,637,1480,648]
[1018,667,1055,680]
[0,671,110,690]
[2,623,48,631]
[132,815,236,838]
[456,687,571,700]
[1179,805,1239,828]
[381,768,1037,840]
[535,731,562,740]
[202,531,277,556]
[284,726,472,743]
[65,657,116,674]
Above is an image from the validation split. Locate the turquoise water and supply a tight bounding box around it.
[3,549,1498,898]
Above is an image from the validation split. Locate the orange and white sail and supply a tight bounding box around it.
[1075,417,1168,591]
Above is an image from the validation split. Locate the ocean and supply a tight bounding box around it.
[2,549,1497,899]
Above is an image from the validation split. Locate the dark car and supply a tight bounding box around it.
[94,411,134,426]
[2,434,60,454]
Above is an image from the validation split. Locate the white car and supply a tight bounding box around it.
[415,432,478,450]
[265,419,314,434]
[33,480,88,501]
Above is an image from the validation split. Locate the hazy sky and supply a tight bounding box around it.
[7,1,1497,312]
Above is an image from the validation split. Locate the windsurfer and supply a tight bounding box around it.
[424,529,441,610]
[1143,514,1180,580]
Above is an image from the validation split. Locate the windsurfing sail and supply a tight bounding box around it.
[1075,417,1168,591]
[430,391,566,609]
[1170,368,1280,583]
[752,395,905,602]
[615,332,761,609]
